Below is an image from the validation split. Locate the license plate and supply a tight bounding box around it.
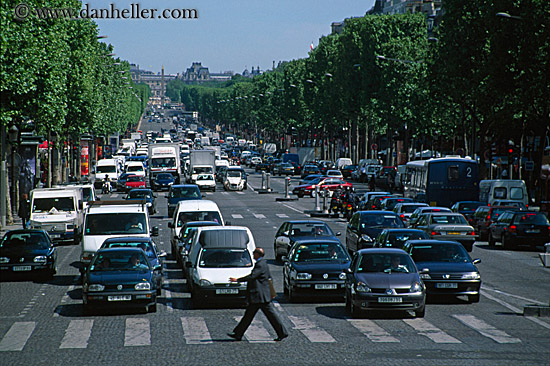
[50,234,61,238]
[108,295,132,301]
[13,266,32,272]
[315,284,337,290]
[436,283,458,289]
[378,297,402,303]
[447,232,461,235]
[216,288,239,295]
[525,229,540,234]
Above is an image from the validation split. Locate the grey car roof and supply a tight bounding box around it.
[199,229,249,249]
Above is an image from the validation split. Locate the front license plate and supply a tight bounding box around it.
[13,266,32,271]
[315,284,337,290]
[436,282,458,289]
[216,288,239,295]
[378,297,402,303]
[107,295,132,301]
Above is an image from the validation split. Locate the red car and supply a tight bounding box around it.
[292,177,352,198]
[125,175,146,192]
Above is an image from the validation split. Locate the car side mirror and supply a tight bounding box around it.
[336,232,341,236]
[283,231,289,236]
[151,227,159,236]
[96,196,101,201]
[158,250,167,258]
[168,222,174,228]
[345,268,352,273]
[153,264,162,271]
[472,258,481,264]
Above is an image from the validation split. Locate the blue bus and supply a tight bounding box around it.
[403,157,479,207]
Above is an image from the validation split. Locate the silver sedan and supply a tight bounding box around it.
[413,213,477,252]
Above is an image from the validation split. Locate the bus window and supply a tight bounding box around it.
[448,166,460,181]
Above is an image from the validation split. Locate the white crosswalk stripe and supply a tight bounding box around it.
[0,322,36,351]
[452,315,521,344]
[403,318,461,343]
[253,213,266,219]
[232,214,243,219]
[347,319,400,343]
[233,316,274,343]
[236,192,245,195]
[276,214,289,218]
[124,318,151,346]
[181,317,213,344]
[60,319,94,349]
[288,316,336,343]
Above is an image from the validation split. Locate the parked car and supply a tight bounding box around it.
[344,248,426,318]
[0,229,57,278]
[125,175,146,192]
[282,239,351,302]
[413,213,477,252]
[346,211,405,253]
[82,247,159,314]
[374,228,430,249]
[151,173,175,191]
[402,240,481,303]
[292,177,352,198]
[166,184,202,218]
[473,205,520,241]
[125,189,157,215]
[488,211,550,250]
[274,220,341,261]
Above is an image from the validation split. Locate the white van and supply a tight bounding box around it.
[479,179,528,207]
[184,226,256,306]
[336,158,353,169]
[94,159,121,189]
[126,161,146,177]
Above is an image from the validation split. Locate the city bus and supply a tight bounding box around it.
[403,157,479,207]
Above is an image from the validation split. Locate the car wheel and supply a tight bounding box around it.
[191,289,203,309]
[468,294,480,303]
[297,192,304,198]
[288,285,296,303]
[212,187,216,192]
[148,302,157,313]
[345,291,351,311]
[502,235,514,250]
[82,303,92,316]
[464,243,473,252]
[488,233,495,247]
[311,190,317,198]
[48,263,57,278]
[415,305,425,318]
[350,298,361,318]
[157,284,162,296]
[283,280,289,296]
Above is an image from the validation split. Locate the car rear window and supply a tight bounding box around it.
[512,213,549,225]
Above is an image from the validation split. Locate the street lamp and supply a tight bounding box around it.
[496,12,522,20]
[8,124,19,212]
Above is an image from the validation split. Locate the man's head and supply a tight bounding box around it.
[252,248,264,260]
[130,254,140,265]
[391,256,401,266]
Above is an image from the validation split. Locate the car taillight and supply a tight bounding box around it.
[468,231,475,236]
[400,214,405,219]
[486,215,491,220]
[431,231,441,236]
[508,225,517,233]
[372,205,376,209]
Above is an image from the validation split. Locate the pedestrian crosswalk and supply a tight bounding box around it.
[230,212,297,220]
[0,310,537,351]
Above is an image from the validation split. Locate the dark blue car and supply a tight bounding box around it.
[125,189,157,215]
[274,220,341,261]
[166,184,202,218]
[152,173,175,191]
[283,239,351,302]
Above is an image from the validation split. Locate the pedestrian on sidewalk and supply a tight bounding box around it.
[18,193,30,229]
[227,247,288,342]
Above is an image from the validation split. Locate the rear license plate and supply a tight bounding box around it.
[50,234,61,238]
[216,288,239,295]
[447,232,461,235]
[436,283,458,289]
[315,284,337,290]
[13,266,32,271]
[108,295,131,301]
[525,229,540,234]
[378,297,402,303]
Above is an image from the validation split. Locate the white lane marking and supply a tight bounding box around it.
[403,318,461,343]
[481,290,550,330]
[59,319,94,349]
[232,214,243,219]
[236,192,245,195]
[221,192,229,195]
[54,284,76,317]
[247,183,255,192]
[124,318,151,346]
[165,288,173,312]
[0,322,36,351]
[233,316,274,343]
[347,319,399,343]
[482,285,547,305]
[253,213,266,219]
[181,317,212,344]
[287,316,335,343]
[276,214,289,218]
[281,203,303,214]
[452,315,521,343]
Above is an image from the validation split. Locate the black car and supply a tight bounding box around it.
[0,229,57,278]
[82,247,159,314]
[301,164,321,179]
[274,220,341,261]
[341,165,358,179]
[282,239,351,302]
[345,248,426,318]
[375,229,430,249]
[488,211,550,250]
[346,211,405,253]
[450,201,486,225]
[402,240,481,303]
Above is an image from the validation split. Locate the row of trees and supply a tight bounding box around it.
[167,0,549,188]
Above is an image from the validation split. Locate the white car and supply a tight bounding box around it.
[195,173,216,192]
[326,169,343,179]
[249,156,262,167]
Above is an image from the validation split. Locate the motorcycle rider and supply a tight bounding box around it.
[102,174,112,194]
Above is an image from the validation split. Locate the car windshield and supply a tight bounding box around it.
[459,202,483,211]
[289,223,334,237]
[199,248,252,268]
[387,232,428,246]
[96,165,116,173]
[176,211,221,227]
[197,174,213,181]
[361,215,403,229]
[401,204,426,213]
[170,187,200,198]
[127,165,143,172]
[157,173,173,180]
[512,213,549,225]
[227,171,241,178]
[151,157,175,168]
[430,215,468,225]
[1,233,49,249]
[90,251,150,271]
[292,242,349,262]
[102,241,155,258]
[32,197,75,212]
[306,178,322,185]
[127,176,144,182]
[128,191,151,199]
[410,244,469,263]
[194,167,213,174]
[357,253,414,273]
[85,213,147,235]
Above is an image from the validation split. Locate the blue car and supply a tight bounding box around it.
[125,188,157,215]
[152,173,175,191]
[166,184,202,218]
[82,247,159,314]
[283,239,351,302]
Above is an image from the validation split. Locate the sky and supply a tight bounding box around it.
[92,0,375,75]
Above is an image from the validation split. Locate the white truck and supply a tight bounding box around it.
[187,149,216,184]
[94,158,121,189]
[148,143,181,184]
[29,188,84,244]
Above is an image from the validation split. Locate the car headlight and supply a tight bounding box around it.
[462,272,481,280]
[339,272,347,280]
[88,284,105,292]
[0,257,9,264]
[410,282,423,293]
[420,273,431,280]
[33,256,47,263]
[296,273,312,280]
[356,282,371,293]
[199,279,213,287]
[168,182,173,185]
[361,234,372,242]
[135,282,151,290]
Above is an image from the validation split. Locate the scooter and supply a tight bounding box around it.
[102,180,112,194]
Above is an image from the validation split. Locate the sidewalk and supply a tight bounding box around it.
[0,217,24,237]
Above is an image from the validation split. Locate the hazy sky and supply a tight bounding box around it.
[92,0,375,75]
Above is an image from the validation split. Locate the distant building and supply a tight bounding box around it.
[130,64,178,104]
[242,66,262,78]
[181,62,233,83]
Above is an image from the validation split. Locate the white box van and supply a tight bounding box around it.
[479,179,528,207]
[336,158,353,170]
[184,226,256,306]
[94,159,121,189]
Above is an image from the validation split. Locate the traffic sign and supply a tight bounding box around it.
[525,161,534,171]
[371,143,378,151]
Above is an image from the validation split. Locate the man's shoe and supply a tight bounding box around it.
[274,334,288,342]
[227,332,242,341]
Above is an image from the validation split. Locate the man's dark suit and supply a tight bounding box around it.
[232,257,288,339]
